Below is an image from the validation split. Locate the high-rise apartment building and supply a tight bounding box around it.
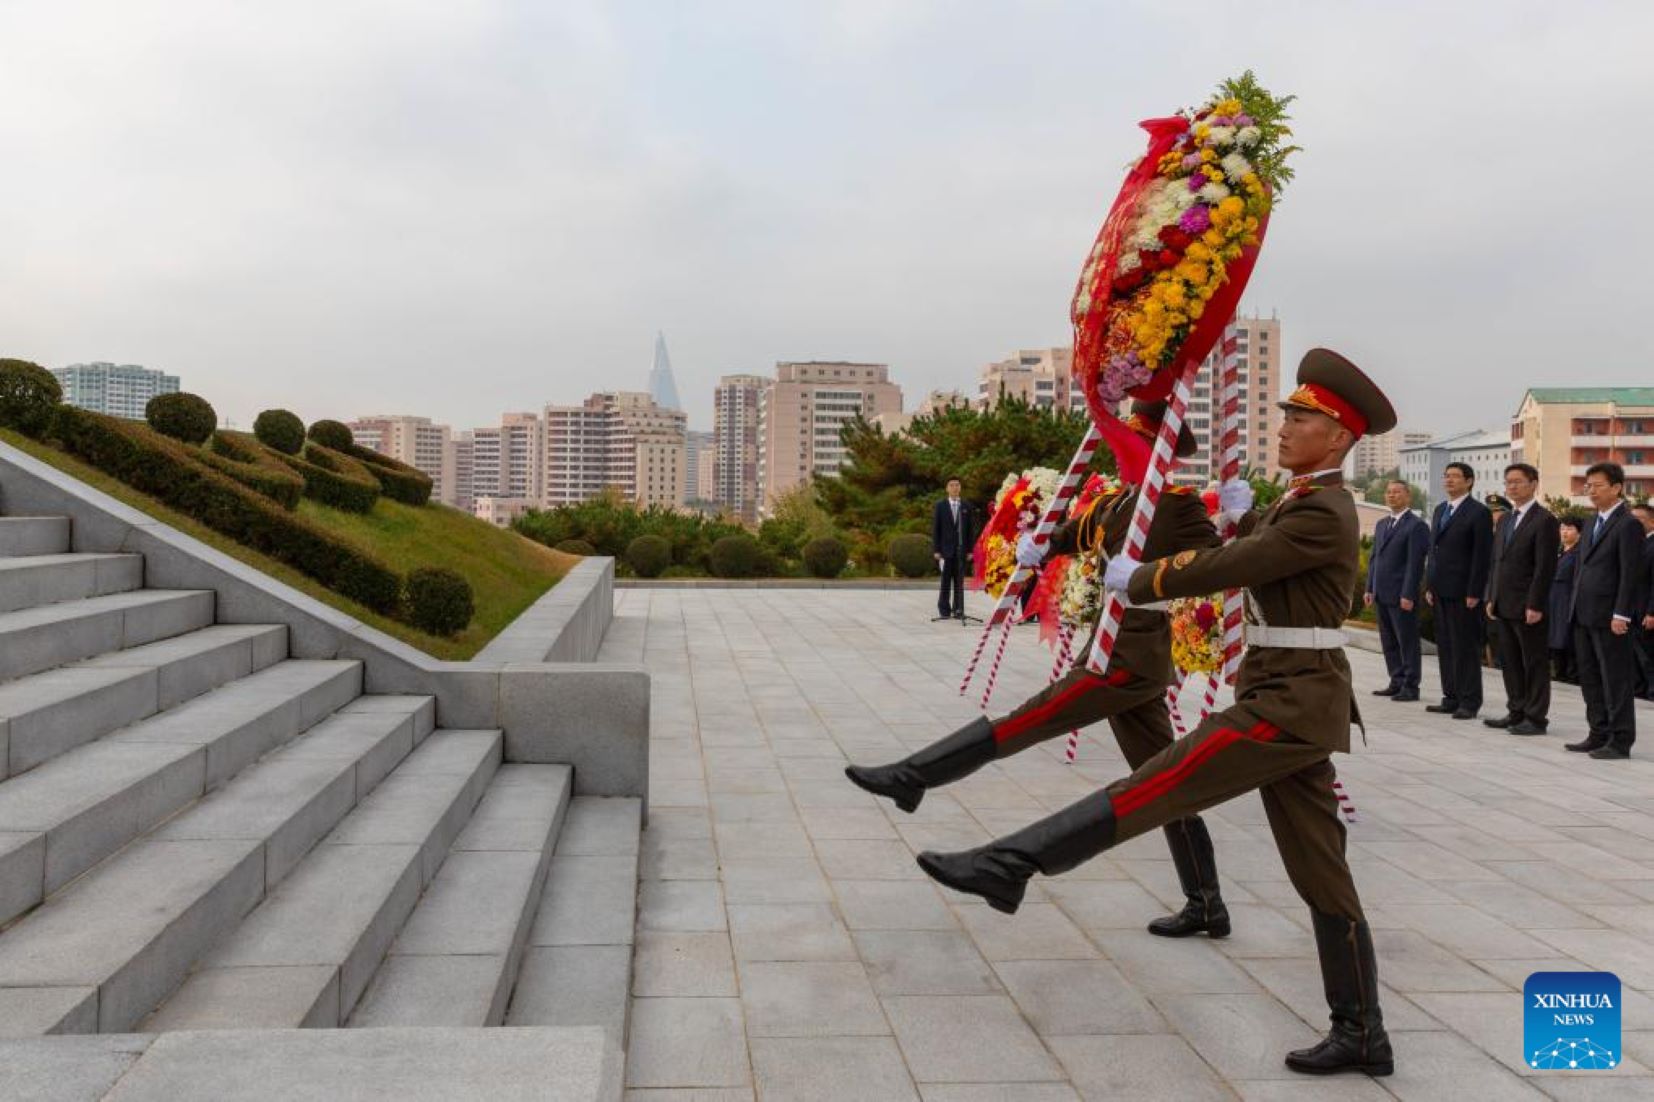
[543,392,686,510]
[684,429,716,506]
[348,414,457,506]
[53,363,181,420]
[1512,387,1654,502]
[714,374,766,523]
[1174,313,1284,485]
[1349,429,1431,480]
[756,361,902,514]
[472,412,544,507]
[451,432,475,513]
[977,348,1080,413]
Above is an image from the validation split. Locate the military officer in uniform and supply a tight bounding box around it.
[846,399,1241,939]
[912,349,1397,1078]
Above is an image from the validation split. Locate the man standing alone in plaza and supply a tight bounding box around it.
[1365,479,1428,701]
[1484,463,1560,735]
[1425,463,1492,720]
[1566,463,1644,759]
[932,477,975,620]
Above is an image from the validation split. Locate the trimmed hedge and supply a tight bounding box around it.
[802,536,848,578]
[276,443,382,513]
[253,409,306,455]
[348,444,433,506]
[0,359,62,437]
[50,406,402,613]
[709,534,761,578]
[554,539,597,556]
[145,392,217,444]
[887,533,935,578]
[203,430,304,509]
[308,419,354,451]
[626,534,671,578]
[404,566,474,636]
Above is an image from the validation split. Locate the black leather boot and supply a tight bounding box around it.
[916,792,1115,914]
[845,717,996,813]
[1285,909,1394,1077]
[1147,817,1231,938]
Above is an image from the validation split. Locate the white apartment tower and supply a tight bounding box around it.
[53,363,181,420]
[714,374,766,523]
[348,414,457,506]
[755,361,902,515]
[1174,313,1284,486]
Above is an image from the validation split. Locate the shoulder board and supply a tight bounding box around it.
[1164,485,1196,496]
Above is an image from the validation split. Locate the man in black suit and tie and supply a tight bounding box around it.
[1365,478,1429,701]
[1484,463,1560,735]
[932,477,976,620]
[1632,502,1654,702]
[1566,462,1645,758]
[1425,462,1492,719]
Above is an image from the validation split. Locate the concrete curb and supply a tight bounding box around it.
[0,441,647,806]
[618,577,934,589]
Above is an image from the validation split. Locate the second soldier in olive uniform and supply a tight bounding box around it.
[846,399,1236,939]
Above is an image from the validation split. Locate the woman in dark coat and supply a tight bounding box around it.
[1548,517,1583,683]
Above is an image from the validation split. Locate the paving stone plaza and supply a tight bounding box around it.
[606,587,1654,1101]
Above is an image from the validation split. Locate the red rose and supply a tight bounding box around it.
[1111,269,1147,295]
[1158,227,1191,251]
[1158,248,1179,267]
[1137,248,1161,271]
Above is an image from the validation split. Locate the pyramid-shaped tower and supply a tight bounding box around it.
[647,332,683,412]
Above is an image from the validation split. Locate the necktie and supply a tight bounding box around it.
[1594,515,1605,544]
[1504,511,1518,547]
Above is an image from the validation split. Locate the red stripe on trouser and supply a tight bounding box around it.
[1112,719,1280,818]
[992,667,1132,743]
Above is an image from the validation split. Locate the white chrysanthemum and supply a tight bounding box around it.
[1236,126,1262,147]
[1198,182,1231,204]
[1220,153,1252,181]
[1206,126,1235,147]
[1171,185,1199,210]
[1116,252,1142,275]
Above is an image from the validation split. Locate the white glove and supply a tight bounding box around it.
[1218,478,1254,516]
[1015,533,1047,567]
[1102,554,1140,592]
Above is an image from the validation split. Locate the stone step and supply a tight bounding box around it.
[0,624,289,781]
[0,516,70,557]
[0,590,216,684]
[0,1026,612,1101]
[0,660,362,928]
[0,553,142,615]
[144,729,502,1031]
[348,763,573,1027]
[503,796,641,1080]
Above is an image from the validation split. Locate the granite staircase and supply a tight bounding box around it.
[0,513,637,1100]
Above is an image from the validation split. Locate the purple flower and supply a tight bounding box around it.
[1233,114,1254,128]
[1181,153,1203,170]
[1179,205,1211,235]
[1097,354,1152,403]
[1186,173,1205,193]
[1207,115,1231,128]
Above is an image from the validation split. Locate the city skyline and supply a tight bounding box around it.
[4,4,1650,440]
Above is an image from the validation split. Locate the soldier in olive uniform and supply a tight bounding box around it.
[912,350,1398,1078]
[846,400,1237,938]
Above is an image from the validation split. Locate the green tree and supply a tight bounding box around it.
[816,398,1104,532]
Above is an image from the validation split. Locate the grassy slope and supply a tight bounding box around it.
[1,428,577,660]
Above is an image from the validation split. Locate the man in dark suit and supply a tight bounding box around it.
[1484,463,1560,735]
[1632,502,1654,702]
[1425,462,1493,719]
[1364,478,1428,701]
[1566,463,1645,759]
[932,477,976,619]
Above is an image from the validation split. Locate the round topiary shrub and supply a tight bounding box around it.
[307,419,354,451]
[404,566,474,637]
[0,358,62,437]
[887,533,936,578]
[144,392,217,444]
[802,536,848,579]
[626,535,672,578]
[709,534,761,579]
[253,409,306,455]
[555,539,597,556]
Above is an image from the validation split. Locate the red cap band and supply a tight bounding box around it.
[1285,383,1368,438]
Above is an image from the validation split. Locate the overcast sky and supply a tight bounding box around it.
[3,1,1650,436]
